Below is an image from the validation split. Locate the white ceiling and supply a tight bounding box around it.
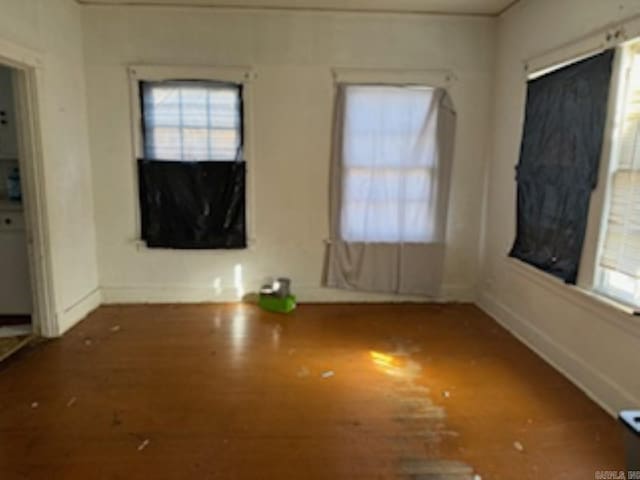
[77,0,518,16]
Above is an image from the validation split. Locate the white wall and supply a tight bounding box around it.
[479,0,640,415]
[0,0,101,334]
[82,6,495,304]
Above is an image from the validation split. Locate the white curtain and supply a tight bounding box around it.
[325,85,456,296]
[341,86,440,243]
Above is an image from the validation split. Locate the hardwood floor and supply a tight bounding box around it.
[0,303,624,479]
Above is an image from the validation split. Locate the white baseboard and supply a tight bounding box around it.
[56,287,102,336]
[100,283,475,304]
[477,290,639,417]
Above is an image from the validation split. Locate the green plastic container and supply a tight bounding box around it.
[259,294,296,314]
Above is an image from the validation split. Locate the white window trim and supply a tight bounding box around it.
[127,64,257,249]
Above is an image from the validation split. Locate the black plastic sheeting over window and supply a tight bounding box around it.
[509,49,614,284]
[138,160,247,249]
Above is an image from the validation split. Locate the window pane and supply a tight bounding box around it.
[340,86,437,243]
[147,127,181,160]
[210,129,240,159]
[181,87,208,128]
[141,81,242,161]
[599,268,640,306]
[182,128,209,161]
[210,90,240,129]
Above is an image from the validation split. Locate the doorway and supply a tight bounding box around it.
[0,41,56,360]
[0,64,34,360]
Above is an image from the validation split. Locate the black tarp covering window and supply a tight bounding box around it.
[138,160,246,249]
[509,49,615,284]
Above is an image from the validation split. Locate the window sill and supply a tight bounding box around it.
[132,238,257,252]
[505,257,640,339]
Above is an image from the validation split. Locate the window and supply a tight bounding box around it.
[140,80,242,161]
[325,81,455,295]
[133,71,248,250]
[509,50,614,284]
[340,86,438,243]
[598,45,640,305]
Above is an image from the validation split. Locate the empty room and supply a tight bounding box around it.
[0,0,638,478]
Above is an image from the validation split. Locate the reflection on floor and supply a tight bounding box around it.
[0,303,625,479]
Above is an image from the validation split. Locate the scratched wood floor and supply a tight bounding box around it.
[0,303,624,479]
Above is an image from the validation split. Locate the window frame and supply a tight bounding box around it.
[128,65,255,249]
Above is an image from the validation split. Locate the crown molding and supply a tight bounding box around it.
[74,0,506,18]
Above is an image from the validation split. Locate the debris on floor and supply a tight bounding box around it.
[30,401,38,409]
[83,338,92,346]
[321,370,335,379]
[513,440,525,452]
[66,397,77,407]
[137,439,150,451]
[110,325,121,333]
[473,474,483,480]
[112,411,122,427]
[442,390,451,398]
[296,366,310,378]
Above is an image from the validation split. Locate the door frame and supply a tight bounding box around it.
[0,38,56,337]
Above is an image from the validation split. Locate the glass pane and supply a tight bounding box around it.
[182,128,209,161]
[181,87,208,128]
[210,129,239,160]
[210,90,240,129]
[599,268,640,307]
[147,127,181,160]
